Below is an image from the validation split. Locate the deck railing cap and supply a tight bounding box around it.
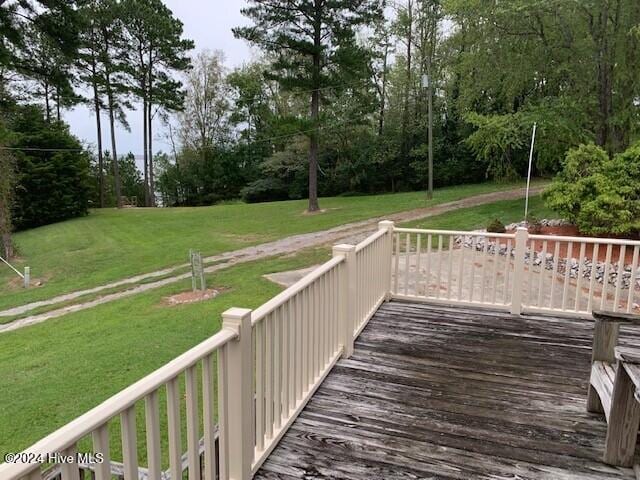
[222,307,252,320]
[333,243,356,253]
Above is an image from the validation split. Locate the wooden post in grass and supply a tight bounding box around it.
[189,250,206,292]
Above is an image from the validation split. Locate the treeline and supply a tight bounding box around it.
[157,0,640,210]
[2,0,640,255]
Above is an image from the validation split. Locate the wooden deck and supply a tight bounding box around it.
[255,301,640,479]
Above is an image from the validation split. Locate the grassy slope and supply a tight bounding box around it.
[401,195,554,230]
[0,195,554,459]
[0,181,537,311]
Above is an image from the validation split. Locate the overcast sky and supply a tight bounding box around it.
[64,0,254,159]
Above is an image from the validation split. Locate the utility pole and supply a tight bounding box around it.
[422,68,433,200]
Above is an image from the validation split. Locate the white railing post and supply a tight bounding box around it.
[511,227,529,315]
[378,220,395,301]
[219,308,253,480]
[333,244,356,358]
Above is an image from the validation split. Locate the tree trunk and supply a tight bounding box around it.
[0,152,13,260]
[308,1,321,213]
[143,96,149,206]
[106,78,122,208]
[401,0,413,160]
[148,101,155,207]
[147,46,155,207]
[308,86,320,212]
[44,82,51,122]
[91,76,105,208]
[378,43,388,136]
[55,86,61,122]
[593,0,619,154]
[1,234,12,260]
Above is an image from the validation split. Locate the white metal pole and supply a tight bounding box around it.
[524,122,538,222]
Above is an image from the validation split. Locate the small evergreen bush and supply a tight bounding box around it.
[486,219,506,233]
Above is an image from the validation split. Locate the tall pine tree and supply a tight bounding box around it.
[121,0,192,206]
[235,0,382,212]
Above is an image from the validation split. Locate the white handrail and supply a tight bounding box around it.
[530,233,640,247]
[0,328,237,479]
[394,227,515,238]
[355,228,386,252]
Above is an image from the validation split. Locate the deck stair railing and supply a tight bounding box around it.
[0,221,395,480]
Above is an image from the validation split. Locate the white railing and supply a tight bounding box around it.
[0,327,237,480]
[353,220,393,336]
[0,221,395,480]
[392,226,640,317]
[392,228,516,309]
[524,233,640,315]
[250,254,344,473]
[6,220,638,480]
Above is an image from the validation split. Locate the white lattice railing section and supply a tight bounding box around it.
[0,222,395,480]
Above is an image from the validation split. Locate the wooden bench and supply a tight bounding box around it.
[588,310,640,467]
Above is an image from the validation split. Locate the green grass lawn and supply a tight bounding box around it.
[0,181,540,311]
[399,195,554,230]
[0,195,556,461]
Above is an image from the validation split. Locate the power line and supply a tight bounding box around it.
[0,146,86,152]
[242,116,370,146]
[276,77,374,97]
[0,116,370,154]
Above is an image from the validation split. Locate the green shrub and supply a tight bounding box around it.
[240,178,289,203]
[486,218,506,233]
[544,142,640,235]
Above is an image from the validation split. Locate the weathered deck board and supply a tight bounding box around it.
[255,301,639,479]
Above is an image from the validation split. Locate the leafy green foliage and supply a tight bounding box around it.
[465,112,527,181]
[88,152,145,207]
[544,142,640,236]
[486,219,506,233]
[241,179,289,204]
[234,0,382,211]
[9,106,90,230]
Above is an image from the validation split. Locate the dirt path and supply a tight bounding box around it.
[0,186,544,333]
